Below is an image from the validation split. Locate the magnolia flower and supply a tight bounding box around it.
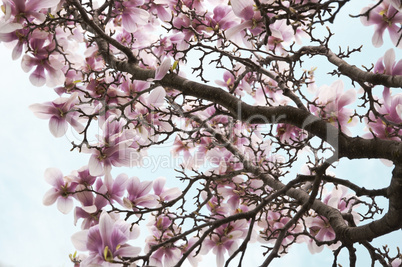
[123,176,158,209]
[74,184,107,230]
[86,117,139,176]
[258,210,304,253]
[374,48,402,75]
[71,211,141,266]
[21,36,65,87]
[360,1,402,48]
[364,49,402,140]
[0,0,60,32]
[305,185,359,253]
[115,0,149,33]
[29,93,84,137]
[43,168,77,214]
[201,220,249,267]
[153,176,181,203]
[310,80,357,135]
[146,215,182,267]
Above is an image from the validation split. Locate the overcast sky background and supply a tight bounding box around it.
[0,1,402,267]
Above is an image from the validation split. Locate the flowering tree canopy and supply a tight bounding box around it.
[2,0,402,266]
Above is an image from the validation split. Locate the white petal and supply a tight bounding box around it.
[154,58,171,80]
[42,188,59,206]
[57,197,74,214]
[71,230,89,251]
[49,116,68,137]
[396,103,402,120]
[147,86,166,107]
[88,154,104,176]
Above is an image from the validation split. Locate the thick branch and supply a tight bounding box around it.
[70,0,402,246]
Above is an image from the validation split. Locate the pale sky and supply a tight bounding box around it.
[0,1,401,267]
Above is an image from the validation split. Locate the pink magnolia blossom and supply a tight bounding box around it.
[363,49,402,140]
[123,176,158,209]
[305,185,359,253]
[364,89,402,140]
[172,134,195,161]
[75,166,98,187]
[21,39,65,87]
[71,211,141,266]
[374,48,402,75]
[114,0,149,33]
[201,220,249,267]
[74,184,107,230]
[258,210,304,252]
[276,123,307,144]
[310,80,357,135]
[29,93,84,137]
[146,215,182,267]
[86,117,139,176]
[207,5,238,31]
[42,168,78,214]
[201,191,230,216]
[0,27,31,60]
[361,1,402,48]
[0,0,60,32]
[21,36,65,87]
[153,176,181,203]
[149,0,174,21]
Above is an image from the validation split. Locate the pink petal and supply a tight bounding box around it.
[388,24,402,48]
[225,21,253,40]
[384,49,396,72]
[29,65,46,87]
[337,89,356,108]
[147,86,166,107]
[153,177,166,195]
[75,185,94,206]
[231,0,254,20]
[29,103,57,119]
[81,205,97,214]
[122,8,149,32]
[88,154,104,176]
[112,173,129,196]
[215,245,225,267]
[49,116,68,137]
[117,246,141,257]
[396,104,402,120]
[389,0,402,11]
[66,117,85,133]
[21,55,35,72]
[161,187,181,201]
[43,188,59,206]
[154,58,171,80]
[372,25,386,47]
[26,0,60,11]
[46,68,65,87]
[71,230,89,251]
[99,211,114,241]
[44,167,64,187]
[86,226,102,252]
[57,197,74,214]
[12,42,23,60]
[0,23,23,33]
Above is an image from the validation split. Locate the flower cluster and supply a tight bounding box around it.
[1,0,401,266]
